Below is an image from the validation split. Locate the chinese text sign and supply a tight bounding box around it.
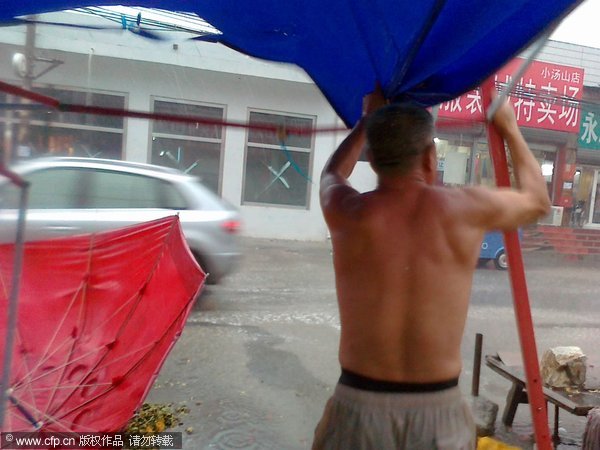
[438,58,584,133]
[579,104,600,150]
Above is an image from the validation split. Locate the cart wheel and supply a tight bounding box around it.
[494,250,508,270]
[476,258,488,268]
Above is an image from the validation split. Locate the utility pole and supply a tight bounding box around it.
[15,18,37,161]
[3,18,37,165]
[4,17,63,164]
[2,97,13,166]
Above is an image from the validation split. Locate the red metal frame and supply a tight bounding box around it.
[481,79,552,450]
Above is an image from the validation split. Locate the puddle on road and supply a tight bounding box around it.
[203,399,292,450]
[208,428,278,450]
[242,327,328,395]
[217,409,251,425]
[493,418,585,449]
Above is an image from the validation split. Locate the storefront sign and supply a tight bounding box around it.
[438,58,584,133]
[579,104,600,150]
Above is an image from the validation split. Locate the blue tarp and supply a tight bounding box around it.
[0,0,583,126]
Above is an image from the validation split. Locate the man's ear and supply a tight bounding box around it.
[364,145,372,163]
[421,144,437,184]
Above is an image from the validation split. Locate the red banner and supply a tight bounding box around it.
[438,58,584,133]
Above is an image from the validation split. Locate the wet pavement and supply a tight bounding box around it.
[147,237,600,449]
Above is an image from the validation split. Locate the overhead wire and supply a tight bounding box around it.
[1,79,598,139]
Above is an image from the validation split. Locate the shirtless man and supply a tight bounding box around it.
[313,88,551,450]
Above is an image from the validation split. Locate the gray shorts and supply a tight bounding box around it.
[312,383,476,450]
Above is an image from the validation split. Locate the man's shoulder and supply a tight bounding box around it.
[322,188,372,223]
[419,184,465,204]
[425,184,492,202]
[419,185,495,219]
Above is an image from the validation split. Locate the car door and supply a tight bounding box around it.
[0,167,95,243]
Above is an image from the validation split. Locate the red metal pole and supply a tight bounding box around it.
[481,78,552,450]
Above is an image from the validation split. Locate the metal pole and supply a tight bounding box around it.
[0,170,29,429]
[15,18,36,159]
[471,333,483,397]
[481,79,552,450]
[2,95,14,165]
[553,404,560,444]
[486,28,553,121]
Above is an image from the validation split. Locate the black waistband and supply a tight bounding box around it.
[339,368,459,393]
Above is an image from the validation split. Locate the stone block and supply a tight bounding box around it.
[470,395,499,437]
[540,346,586,388]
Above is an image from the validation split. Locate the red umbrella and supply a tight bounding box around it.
[0,216,205,432]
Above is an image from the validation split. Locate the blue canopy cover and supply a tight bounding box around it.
[0,0,583,126]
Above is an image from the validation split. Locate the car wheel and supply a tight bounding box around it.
[494,250,508,270]
[192,252,218,285]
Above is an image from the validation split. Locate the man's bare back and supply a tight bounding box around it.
[330,184,486,383]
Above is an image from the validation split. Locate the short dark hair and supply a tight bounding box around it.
[365,104,434,175]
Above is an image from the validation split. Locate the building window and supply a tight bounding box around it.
[472,142,496,188]
[0,87,125,161]
[243,111,314,207]
[435,138,473,186]
[150,99,224,194]
[591,170,600,225]
[0,120,6,164]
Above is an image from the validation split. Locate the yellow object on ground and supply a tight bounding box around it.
[477,437,522,450]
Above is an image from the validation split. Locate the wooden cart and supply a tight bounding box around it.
[485,353,600,444]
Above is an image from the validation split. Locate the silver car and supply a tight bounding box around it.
[0,157,241,284]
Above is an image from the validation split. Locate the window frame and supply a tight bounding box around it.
[0,83,126,160]
[149,96,226,195]
[242,108,316,209]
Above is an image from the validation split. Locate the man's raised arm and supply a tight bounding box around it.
[460,94,551,230]
[493,99,551,212]
[320,87,386,215]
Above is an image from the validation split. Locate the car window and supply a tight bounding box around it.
[159,181,188,209]
[86,169,187,209]
[29,168,86,208]
[0,181,20,209]
[1,168,87,209]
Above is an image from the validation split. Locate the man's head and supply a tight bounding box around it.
[365,104,435,178]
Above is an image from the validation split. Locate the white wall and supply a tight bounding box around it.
[540,40,600,87]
